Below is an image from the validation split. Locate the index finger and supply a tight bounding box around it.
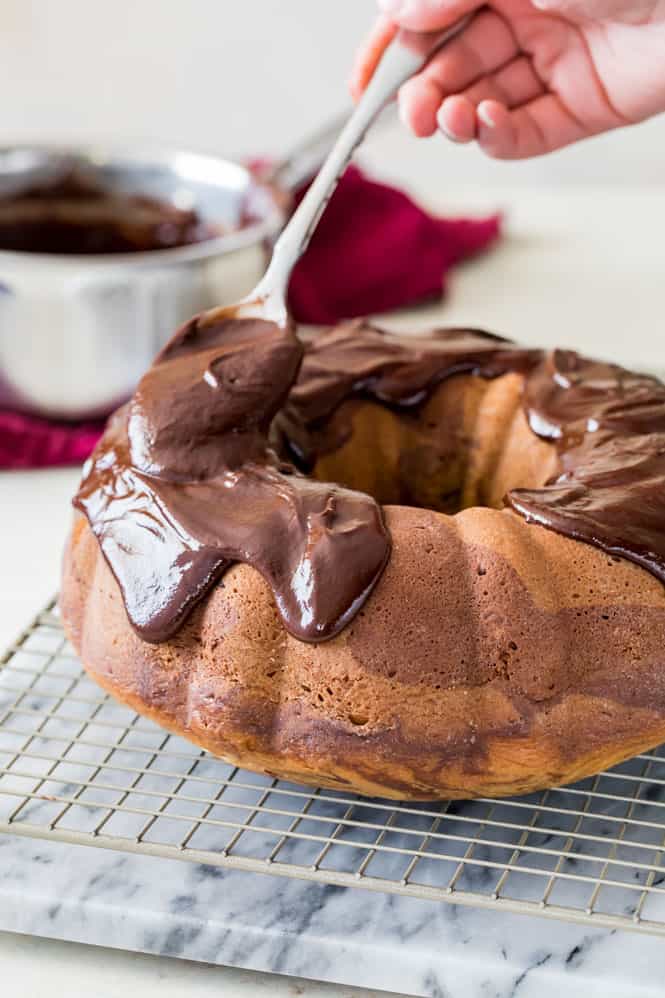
[349,15,397,100]
[350,2,485,101]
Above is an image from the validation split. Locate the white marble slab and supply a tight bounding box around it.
[2,818,665,997]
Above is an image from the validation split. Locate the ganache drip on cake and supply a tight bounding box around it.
[75,317,665,644]
[74,316,390,643]
[272,324,541,469]
[510,348,665,576]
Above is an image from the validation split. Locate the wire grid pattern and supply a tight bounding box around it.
[2,601,665,936]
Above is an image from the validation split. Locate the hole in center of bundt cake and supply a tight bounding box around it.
[306,373,558,515]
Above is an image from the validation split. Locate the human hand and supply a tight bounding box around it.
[351,0,665,158]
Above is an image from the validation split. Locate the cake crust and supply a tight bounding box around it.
[61,322,665,799]
[62,499,665,799]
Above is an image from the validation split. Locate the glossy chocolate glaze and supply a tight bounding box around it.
[75,318,665,644]
[75,316,390,643]
[509,348,665,581]
[0,169,215,254]
[274,321,542,468]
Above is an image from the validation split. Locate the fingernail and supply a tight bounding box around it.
[439,125,464,144]
[397,95,411,131]
[477,103,496,128]
[437,109,468,145]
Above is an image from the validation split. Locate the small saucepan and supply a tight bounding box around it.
[0,142,286,420]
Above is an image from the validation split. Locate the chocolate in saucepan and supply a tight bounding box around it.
[0,169,215,254]
[75,316,665,643]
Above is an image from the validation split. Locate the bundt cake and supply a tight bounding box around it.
[61,314,665,799]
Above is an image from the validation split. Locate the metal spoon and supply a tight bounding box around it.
[203,20,469,328]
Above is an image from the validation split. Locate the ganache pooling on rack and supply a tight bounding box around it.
[74,315,665,644]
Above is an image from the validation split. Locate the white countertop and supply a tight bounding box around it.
[2,184,665,997]
[0,932,399,998]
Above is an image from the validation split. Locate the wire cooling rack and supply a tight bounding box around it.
[2,600,665,937]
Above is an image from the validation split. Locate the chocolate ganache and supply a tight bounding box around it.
[273,323,542,469]
[0,169,214,254]
[510,348,665,579]
[75,315,390,643]
[75,317,665,644]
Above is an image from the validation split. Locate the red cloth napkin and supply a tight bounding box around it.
[0,409,104,470]
[0,166,500,470]
[288,166,500,324]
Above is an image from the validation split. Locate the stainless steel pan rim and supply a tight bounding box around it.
[0,140,285,267]
[0,141,286,420]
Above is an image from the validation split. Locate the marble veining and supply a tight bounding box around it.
[0,831,665,997]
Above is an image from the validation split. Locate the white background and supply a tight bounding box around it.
[1,0,664,189]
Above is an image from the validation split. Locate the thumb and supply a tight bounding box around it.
[378,0,459,30]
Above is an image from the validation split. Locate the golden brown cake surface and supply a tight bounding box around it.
[61,320,665,799]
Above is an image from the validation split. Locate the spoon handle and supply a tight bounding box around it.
[252,19,469,319]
